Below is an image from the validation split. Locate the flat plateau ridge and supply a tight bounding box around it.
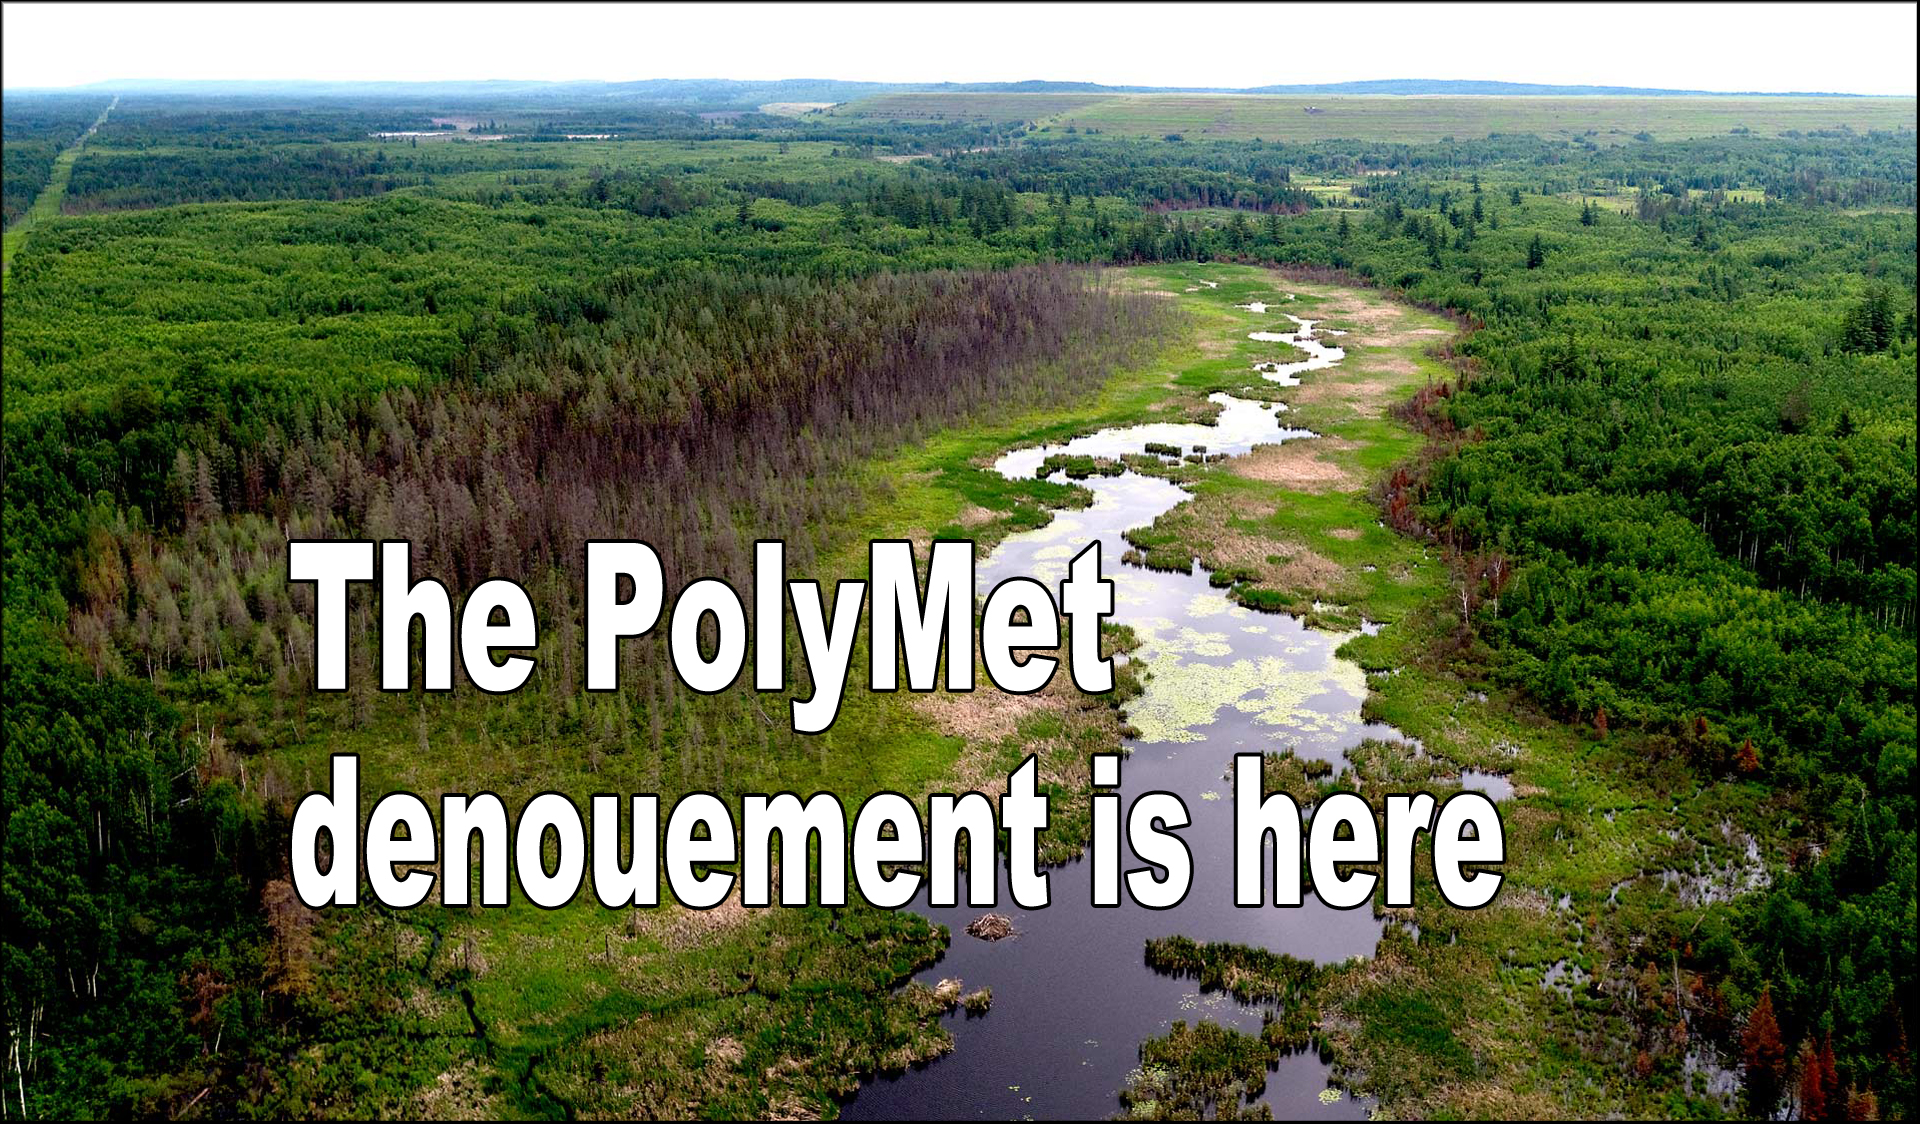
[834,91,1919,142]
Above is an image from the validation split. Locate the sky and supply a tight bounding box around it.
[3,2,1916,95]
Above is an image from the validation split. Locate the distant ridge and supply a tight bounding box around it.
[13,76,1878,101]
[1236,78,1866,97]
[924,78,1869,98]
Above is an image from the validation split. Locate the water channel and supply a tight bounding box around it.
[845,301,1405,1120]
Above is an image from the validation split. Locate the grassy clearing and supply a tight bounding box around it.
[1294,177,1364,206]
[829,91,1115,124]
[838,92,1917,143]
[1058,94,1920,143]
[1107,266,1452,627]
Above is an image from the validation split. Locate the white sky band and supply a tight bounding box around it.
[4,4,1913,96]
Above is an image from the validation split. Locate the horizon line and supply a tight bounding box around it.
[5,75,1912,98]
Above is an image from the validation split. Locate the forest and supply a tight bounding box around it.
[2,86,1914,1119]
[1,92,109,226]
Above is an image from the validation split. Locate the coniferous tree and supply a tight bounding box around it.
[1841,284,1900,353]
[1799,1037,1839,1122]
[1744,990,1788,1115]
[1226,212,1250,252]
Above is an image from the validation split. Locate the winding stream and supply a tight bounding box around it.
[842,296,1414,1119]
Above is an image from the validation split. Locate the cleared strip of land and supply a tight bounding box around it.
[2,95,117,278]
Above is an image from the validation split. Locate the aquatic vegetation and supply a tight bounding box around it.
[1124,648,1367,748]
[1120,1022,1272,1120]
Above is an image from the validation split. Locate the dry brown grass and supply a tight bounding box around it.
[1279,286,1444,421]
[916,689,1055,750]
[1228,436,1361,491]
[1152,491,1350,602]
[953,504,997,528]
[622,865,773,953]
[912,633,1105,800]
[413,1061,504,1120]
[1108,269,1183,300]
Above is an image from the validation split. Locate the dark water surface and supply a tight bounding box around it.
[843,300,1396,1120]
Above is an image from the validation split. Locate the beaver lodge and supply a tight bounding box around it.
[966,913,1016,941]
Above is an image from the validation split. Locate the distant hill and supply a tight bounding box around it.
[24,76,1874,103]
[1237,78,1863,97]
[926,78,1868,97]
